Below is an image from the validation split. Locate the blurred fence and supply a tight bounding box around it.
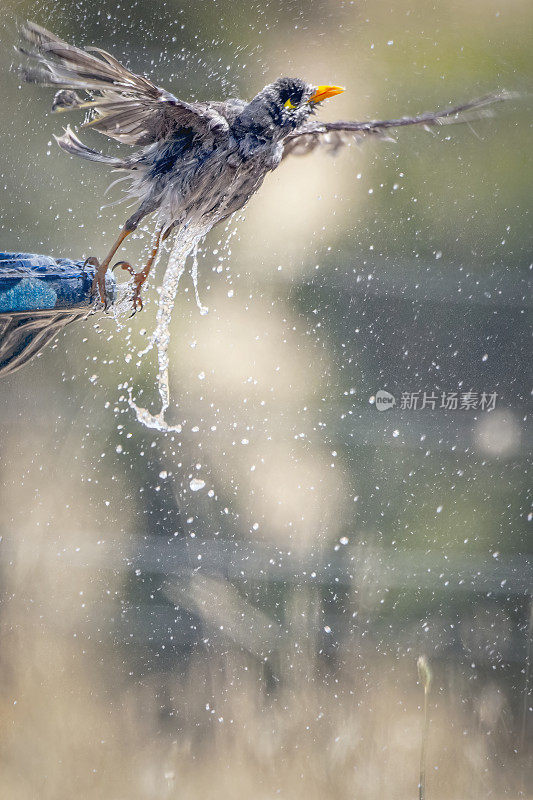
[2,535,529,663]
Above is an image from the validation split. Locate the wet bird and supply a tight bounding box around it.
[19,22,508,311]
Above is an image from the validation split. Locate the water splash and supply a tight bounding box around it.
[120,212,243,432]
[127,224,210,432]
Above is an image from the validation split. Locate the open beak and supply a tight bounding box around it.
[308,85,345,104]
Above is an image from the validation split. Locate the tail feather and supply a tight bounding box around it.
[54,125,128,167]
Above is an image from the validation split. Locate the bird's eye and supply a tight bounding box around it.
[284,95,300,110]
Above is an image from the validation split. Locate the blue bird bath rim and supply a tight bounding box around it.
[0,252,116,377]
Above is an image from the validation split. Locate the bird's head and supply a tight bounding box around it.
[268,77,345,130]
[236,77,345,139]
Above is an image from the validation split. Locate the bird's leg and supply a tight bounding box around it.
[87,227,133,307]
[114,227,163,312]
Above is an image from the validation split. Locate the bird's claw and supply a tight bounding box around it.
[113,260,134,276]
[112,261,145,313]
[131,286,144,313]
[85,256,109,310]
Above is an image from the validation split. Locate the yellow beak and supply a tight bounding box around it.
[308,85,345,104]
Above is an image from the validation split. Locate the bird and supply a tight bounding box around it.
[18,22,508,312]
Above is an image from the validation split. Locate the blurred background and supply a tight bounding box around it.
[0,0,531,797]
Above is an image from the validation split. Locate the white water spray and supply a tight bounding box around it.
[127,224,210,432]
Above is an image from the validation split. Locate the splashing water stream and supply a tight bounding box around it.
[126,224,210,432]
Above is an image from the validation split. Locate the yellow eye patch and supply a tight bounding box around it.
[284,98,298,110]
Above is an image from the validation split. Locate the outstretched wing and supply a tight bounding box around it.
[283,94,512,159]
[19,22,229,146]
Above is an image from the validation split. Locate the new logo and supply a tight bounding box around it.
[375,390,396,411]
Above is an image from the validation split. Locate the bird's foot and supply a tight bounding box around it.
[113,261,145,315]
[84,256,109,309]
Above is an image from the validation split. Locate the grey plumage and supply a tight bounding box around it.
[282,93,511,158]
[17,21,511,308]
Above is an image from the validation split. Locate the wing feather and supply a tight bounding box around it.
[19,22,229,146]
[283,93,513,159]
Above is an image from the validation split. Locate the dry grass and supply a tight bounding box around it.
[0,584,529,800]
